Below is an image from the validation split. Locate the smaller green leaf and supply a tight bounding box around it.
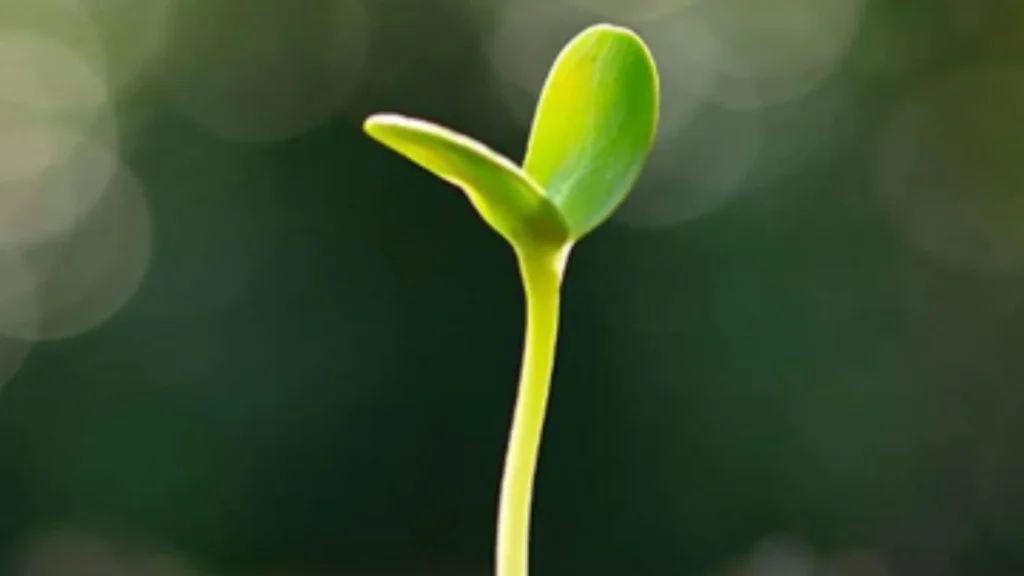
[364,114,569,249]
[524,24,660,240]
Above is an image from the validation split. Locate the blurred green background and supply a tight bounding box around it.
[1,0,1024,574]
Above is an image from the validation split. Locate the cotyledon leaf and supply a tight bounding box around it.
[523,23,660,240]
[364,114,570,249]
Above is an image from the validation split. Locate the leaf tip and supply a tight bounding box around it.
[583,22,639,39]
[574,23,652,55]
[363,113,404,140]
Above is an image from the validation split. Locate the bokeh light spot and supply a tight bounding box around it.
[821,549,892,576]
[745,537,816,576]
[614,104,762,227]
[0,0,107,83]
[0,31,107,114]
[675,0,867,108]
[0,164,152,340]
[161,0,370,142]
[0,31,113,189]
[878,65,1024,275]
[74,0,176,91]
[0,135,118,245]
[15,528,204,576]
[562,0,696,21]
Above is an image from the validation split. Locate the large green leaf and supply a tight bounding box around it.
[364,114,570,248]
[523,24,660,240]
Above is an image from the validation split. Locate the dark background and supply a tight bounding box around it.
[1,0,1024,574]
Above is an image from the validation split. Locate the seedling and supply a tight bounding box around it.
[363,24,659,576]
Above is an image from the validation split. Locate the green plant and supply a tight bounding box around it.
[363,23,659,576]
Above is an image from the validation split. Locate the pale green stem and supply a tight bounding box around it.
[496,243,570,576]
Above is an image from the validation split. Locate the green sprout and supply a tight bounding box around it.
[363,23,659,576]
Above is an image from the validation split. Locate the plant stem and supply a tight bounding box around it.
[496,244,570,576]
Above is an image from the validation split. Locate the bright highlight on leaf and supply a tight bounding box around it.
[362,22,660,576]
